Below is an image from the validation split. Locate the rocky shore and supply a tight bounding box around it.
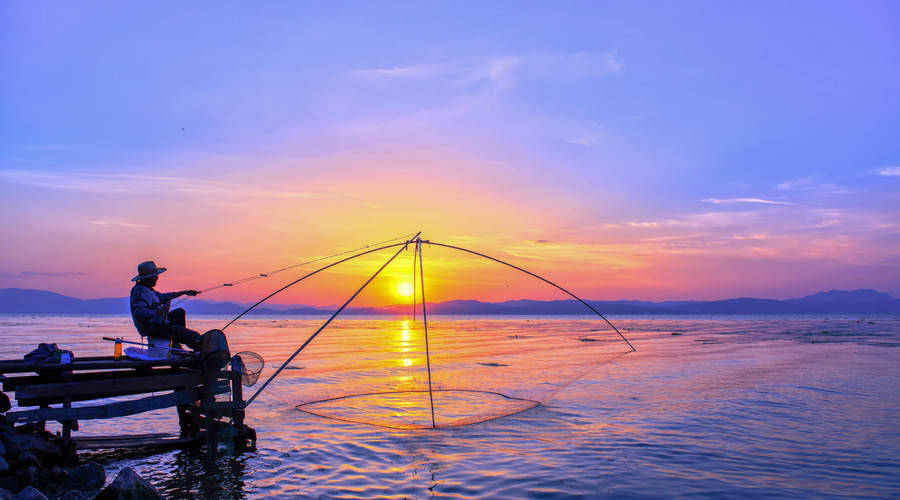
[1,393,160,500]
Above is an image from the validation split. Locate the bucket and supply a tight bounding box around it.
[200,329,230,371]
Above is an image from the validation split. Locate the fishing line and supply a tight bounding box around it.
[295,389,539,430]
[244,232,420,406]
[426,241,636,352]
[171,232,418,306]
[221,237,416,330]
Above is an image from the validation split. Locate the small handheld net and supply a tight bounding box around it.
[233,235,635,429]
[231,351,264,387]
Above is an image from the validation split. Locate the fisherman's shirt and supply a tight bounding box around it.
[130,284,178,338]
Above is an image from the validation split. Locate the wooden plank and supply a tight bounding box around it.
[0,356,200,374]
[1,355,153,364]
[16,372,204,402]
[2,367,188,391]
[17,380,229,408]
[18,381,229,407]
[75,432,172,442]
[74,433,199,450]
[5,388,203,423]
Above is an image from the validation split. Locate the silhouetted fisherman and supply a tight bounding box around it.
[130,261,201,351]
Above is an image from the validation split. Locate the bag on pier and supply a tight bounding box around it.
[23,343,74,364]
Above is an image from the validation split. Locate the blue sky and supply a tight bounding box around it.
[1,1,899,301]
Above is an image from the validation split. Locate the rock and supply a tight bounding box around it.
[95,467,160,500]
[0,435,46,458]
[13,466,39,490]
[16,452,38,468]
[0,456,7,473]
[59,491,91,500]
[47,466,67,484]
[0,488,10,500]
[12,486,47,500]
[0,478,19,496]
[62,463,104,491]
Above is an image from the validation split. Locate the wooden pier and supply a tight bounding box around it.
[0,335,255,454]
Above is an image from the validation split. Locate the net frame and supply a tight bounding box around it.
[234,234,636,429]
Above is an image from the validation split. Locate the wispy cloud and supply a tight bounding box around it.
[88,218,150,229]
[337,50,624,136]
[776,176,816,190]
[702,197,799,206]
[566,121,617,147]
[0,270,87,278]
[351,63,442,79]
[775,176,852,194]
[351,50,623,85]
[878,165,900,176]
[562,202,900,267]
[0,170,328,200]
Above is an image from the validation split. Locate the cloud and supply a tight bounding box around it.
[338,50,624,135]
[566,121,616,147]
[351,49,622,90]
[702,198,799,206]
[88,218,151,229]
[351,63,442,79]
[0,170,327,200]
[775,176,852,195]
[878,166,900,176]
[562,201,900,267]
[0,270,87,278]
[776,177,815,190]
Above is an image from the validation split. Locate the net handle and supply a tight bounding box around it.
[244,232,421,406]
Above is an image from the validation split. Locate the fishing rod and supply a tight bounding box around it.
[171,231,418,306]
[222,236,419,330]
[416,241,437,428]
[244,232,421,406]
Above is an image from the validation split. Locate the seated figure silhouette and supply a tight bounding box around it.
[129,261,201,352]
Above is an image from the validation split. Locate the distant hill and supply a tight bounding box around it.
[1,288,899,315]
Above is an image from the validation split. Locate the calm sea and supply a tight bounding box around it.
[1,314,899,498]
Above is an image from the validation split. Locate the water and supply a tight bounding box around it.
[1,314,899,498]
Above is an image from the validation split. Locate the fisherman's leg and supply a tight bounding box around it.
[167,324,202,351]
[167,308,187,327]
[164,308,193,349]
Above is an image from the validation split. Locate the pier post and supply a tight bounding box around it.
[231,362,244,430]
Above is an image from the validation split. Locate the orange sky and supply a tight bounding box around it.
[3,146,898,305]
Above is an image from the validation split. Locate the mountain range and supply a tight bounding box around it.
[1,288,899,315]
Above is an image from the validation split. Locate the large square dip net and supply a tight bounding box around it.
[223,234,635,429]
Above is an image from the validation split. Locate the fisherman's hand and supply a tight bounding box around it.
[184,290,200,296]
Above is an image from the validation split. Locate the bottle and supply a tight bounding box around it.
[114,338,123,360]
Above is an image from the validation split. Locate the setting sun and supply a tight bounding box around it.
[397,282,414,298]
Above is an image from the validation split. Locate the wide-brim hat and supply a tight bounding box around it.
[132,260,167,281]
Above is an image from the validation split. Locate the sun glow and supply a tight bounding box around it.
[397,282,414,298]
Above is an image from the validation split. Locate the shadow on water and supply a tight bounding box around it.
[163,447,251,499]
[85,445,254,499]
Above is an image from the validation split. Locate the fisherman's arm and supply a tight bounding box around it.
[158,290,200,302]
